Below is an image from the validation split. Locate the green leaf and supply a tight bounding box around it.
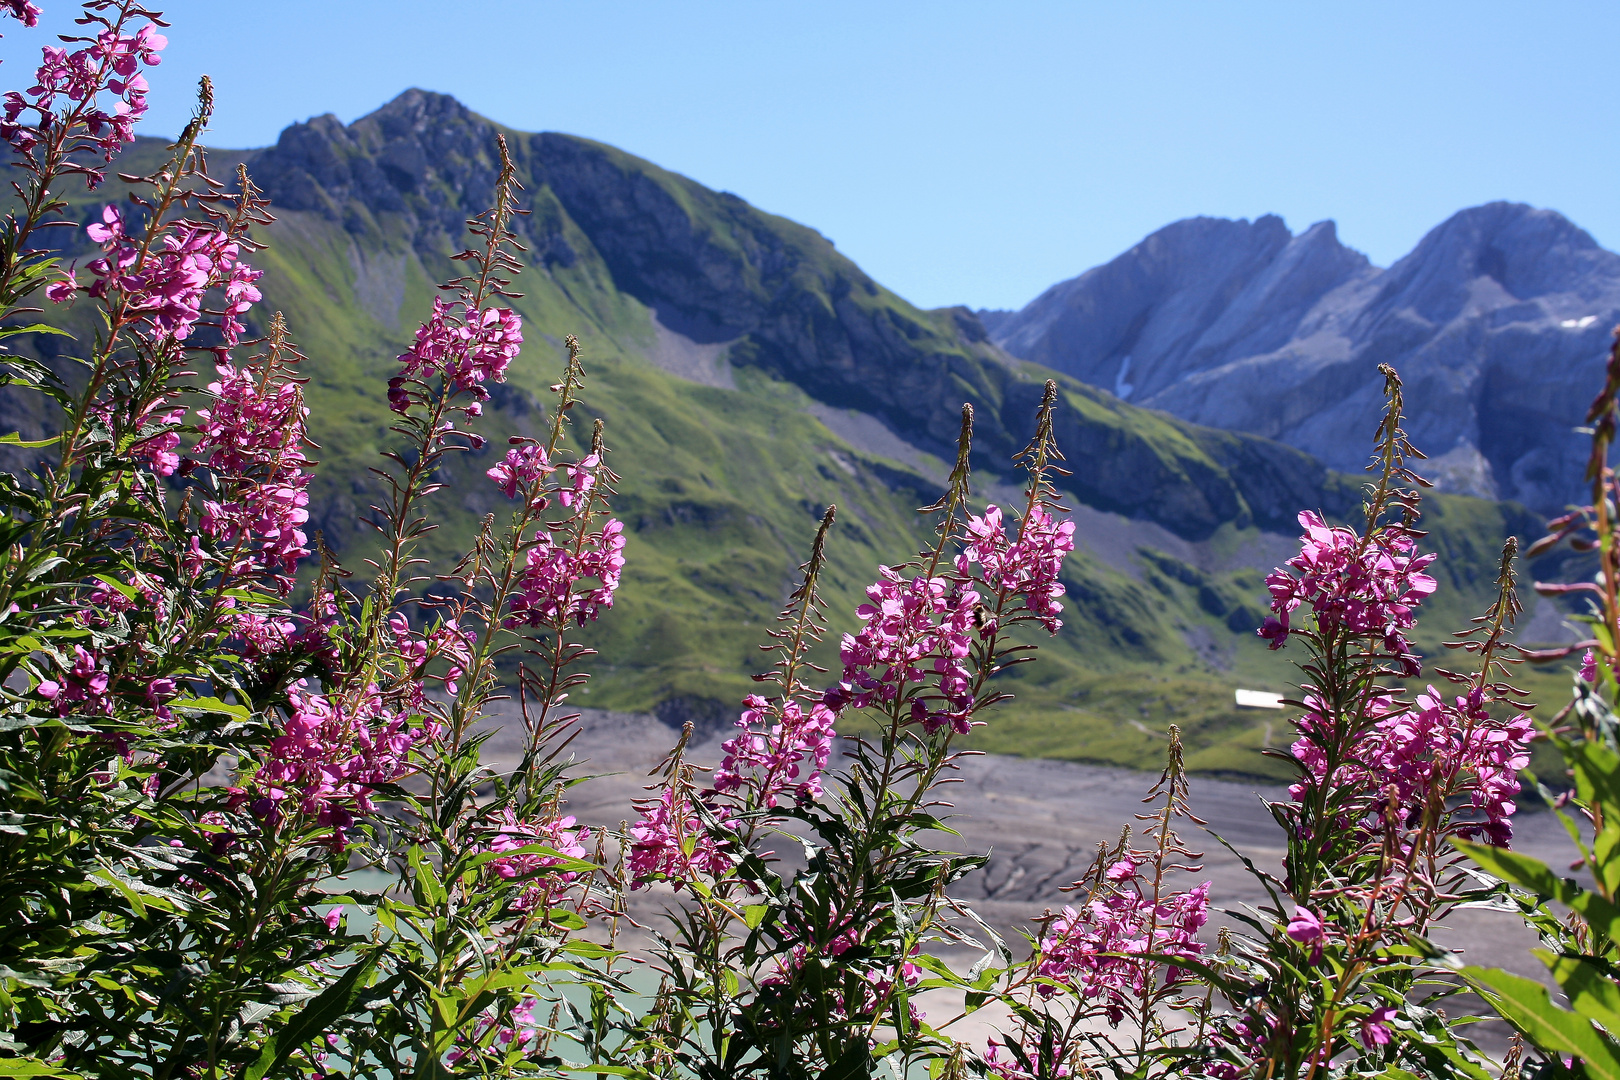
[1462,965,1620,1080]
[89,574,138,600]
[1454,838,1620,946]
[1547,952,1620,1032]
[0,433,59,449]
[0,1060,85,1078]
[561,940,616,959]
[22,557,65,582]
[91,867,147,919]
[244,949,380,1080]
[545,906,587,930]
[408,846,446,906]
[0,322,72,340]
[168,695,250,720]
[1567,738,1620,898]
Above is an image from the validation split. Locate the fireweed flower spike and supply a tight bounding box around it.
[1257,509,1437,672]
[480,805,592,914]
[631,508,840,892]
[992,727,1213,1077]
[622,394,1086,1076]
[628,720,734,892]
[825,386,1077,738]
[254,681,421,848]
[713,693,837,808]
[192,313,313,594]
[714,506,841,813]
[234,162,625,1062]
[1202,370,1535,1077]
[357,133,529,686]
[1,4,163,164]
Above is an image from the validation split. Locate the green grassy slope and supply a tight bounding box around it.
[4,95,1568,781]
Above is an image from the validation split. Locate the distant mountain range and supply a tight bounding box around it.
[979,205,1619,512]
[3,91,1564,776]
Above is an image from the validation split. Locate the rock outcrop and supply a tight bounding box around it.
[988,204,1620,511]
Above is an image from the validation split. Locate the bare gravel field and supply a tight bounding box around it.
[475,702,1577,1054]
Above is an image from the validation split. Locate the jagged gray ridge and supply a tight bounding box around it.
[986,205,1620,511]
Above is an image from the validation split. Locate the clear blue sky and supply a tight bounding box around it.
[4,1,1617,311]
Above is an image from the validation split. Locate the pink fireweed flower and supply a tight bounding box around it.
[2,2,41,28]
[1286,905,1326,964]
[429,618,476,694]
[1259,511,1436,674]
[447,996,545,1067]
[627,784,734,891]
[823,567,979,734]
[228,610,298,658]
[1105,856,1137,882]
[507,519,626,628]
[144,675,176,722]
[758,907,921,1030]
[957,504,1076,632]
[4,22,161,160]
[984,1038,1068,1080]
[38,644,111,716]
[395,296,522,405]
[388,612,427,667]
[486,442,553,499]
[761,910,860,988]
[1582,648,1599,684]
[85,203,122,244]
[129,405,184,476]
[1037,874,1211,1022]
[81,209,262,344]
[192,359,312,593]
[82,395,184,476]
[1288,686,1533,846]
[558,453,599,508]
[385,613,475,696]
[1199,1014,1277,1080]
[44,273,74,303]
[482,807,591,913]
[253,682,424,847]
[1360,1005,1397,1048]
[713,693,838,808]
[1285,906,1324,945]
[82,577,133,623]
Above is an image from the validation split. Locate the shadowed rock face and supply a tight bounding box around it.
[989,203,1620,511]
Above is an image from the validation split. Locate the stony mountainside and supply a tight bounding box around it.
[6,90,1557,776]
[985,205,1620,511]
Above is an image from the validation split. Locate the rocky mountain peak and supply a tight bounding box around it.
[250,89,506,240]
[1364,202,1620,329]
[994,201,1620,512]
[993,213,1371,403]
